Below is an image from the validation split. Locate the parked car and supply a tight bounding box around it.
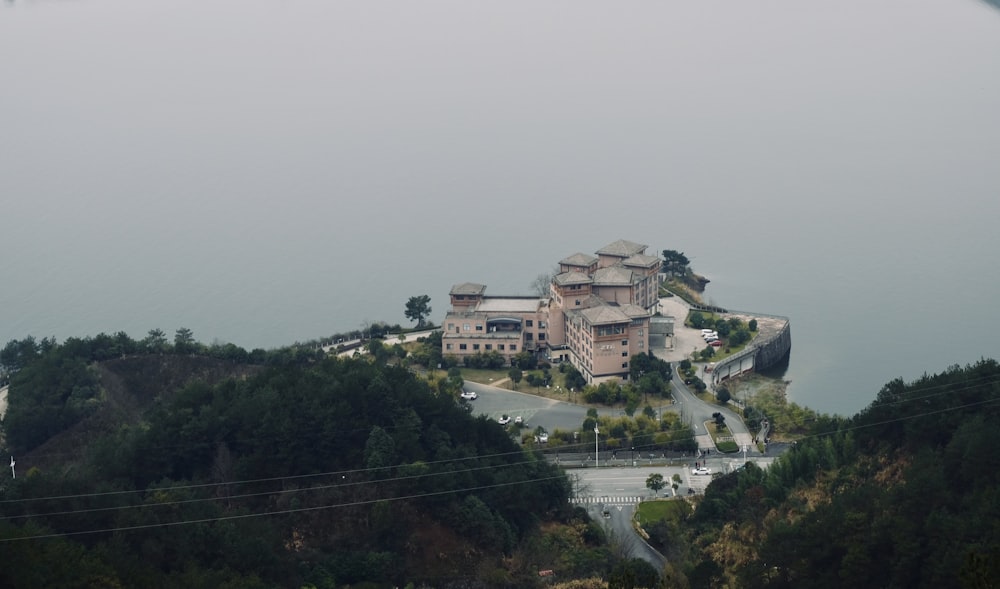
[498,414,511,425]
[514,415,523,425]
[537,432,549,443]
[460,390,477,400]
[692,467,711,475]
[710,340,724,347]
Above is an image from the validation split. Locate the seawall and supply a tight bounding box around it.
[708,311,791,386]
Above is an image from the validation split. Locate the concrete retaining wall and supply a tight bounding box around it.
[710,317,791,386]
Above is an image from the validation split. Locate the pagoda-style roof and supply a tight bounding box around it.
[578,305,631,325]
[622,253,661,269]
[596,239,646,258]
[560,252,599,267]
[591,266,635,286]
[553,271,593,286]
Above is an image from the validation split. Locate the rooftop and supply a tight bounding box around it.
[591,265,635,286]
[622,253,661,268]
[560,252,599,267]
[450,282,487,296]
[476,297,544,314]
[596,239,647,258]
[554,271,593,286]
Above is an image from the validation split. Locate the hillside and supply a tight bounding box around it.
[19,355,262,474]
[667,359,1000,588]
[0,340,587,588]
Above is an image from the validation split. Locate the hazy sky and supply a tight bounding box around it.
[2,0,999,414]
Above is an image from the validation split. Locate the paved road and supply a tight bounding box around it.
[462,381,623,436]
[653,296,758,456]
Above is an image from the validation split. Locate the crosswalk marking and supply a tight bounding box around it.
[569,496,644,505]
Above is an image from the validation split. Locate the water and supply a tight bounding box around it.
[2,0,999,417]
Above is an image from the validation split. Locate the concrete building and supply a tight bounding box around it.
[442,239,662,384]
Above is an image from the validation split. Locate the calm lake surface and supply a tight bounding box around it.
[2,0,999,417]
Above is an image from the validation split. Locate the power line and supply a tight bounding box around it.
[0,454,548,521]
[0,445,538,505]
[0,475,567,543]
[4,362,998,539]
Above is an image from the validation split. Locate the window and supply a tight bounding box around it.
[538,332,546,340]
[525,333,533,341]
[638,329,643,336]
[598,325,626,337]
[510,345,517,351]
[622,340,628,346]
[448,323,455,330]
[473,344,480,350]
[575,300,581,306]
[499,344,505,351]
[638,342,644,349]
[539,321,547,328]
[526,320,533,327]
[622,351,628,357]
[485,344,492,350]
[463,323,470,331]
[622,363,628,369]
[475,325,483,331]
[459,344,467,350]
[446,343,453,350]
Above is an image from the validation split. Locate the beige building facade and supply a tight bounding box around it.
[442,239,662,384]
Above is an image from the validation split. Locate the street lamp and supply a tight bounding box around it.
[594,427,600,468]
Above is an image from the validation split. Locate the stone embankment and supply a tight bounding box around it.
[708,310,791,386]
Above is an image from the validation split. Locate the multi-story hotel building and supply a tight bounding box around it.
[441,239,662,384]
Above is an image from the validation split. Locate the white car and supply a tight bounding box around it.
[460,390,477,400]
[514,416,523,425]
[692,467,711,475]
[498,414,511,425]
[537,432,549,443]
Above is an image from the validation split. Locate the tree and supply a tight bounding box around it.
[729,328,752,346]
[646,473,666,496]
[174,327,195,354]
[364,426,397,473]
[661,249,690,276]
[508,368,523,389]
[716,387,731,404]
[530,273,551,297]
[404,295,432,328]
[1,337,40,372]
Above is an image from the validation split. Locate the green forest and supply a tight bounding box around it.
[2,332,999,588]
[649,359,1000,588]
[0,334,591,588]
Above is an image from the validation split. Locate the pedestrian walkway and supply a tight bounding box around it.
[569,496,645,505]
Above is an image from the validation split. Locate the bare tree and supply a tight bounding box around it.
[530,265,560,297]
[606,527,638,562]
